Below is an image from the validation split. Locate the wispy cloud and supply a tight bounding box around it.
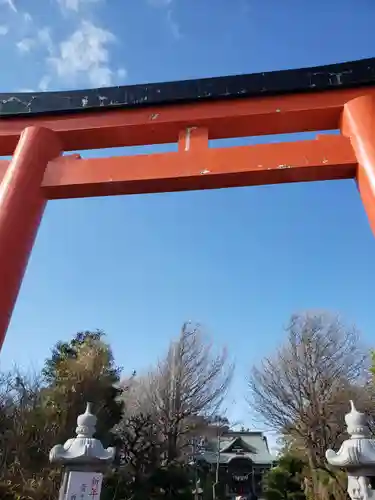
[47,20,117,87]
[117,68,127,80]
[16,37,34,52]
[17,28,53,54]
[147,0,172,6]
[57,0,102,12]
[17,88,37,93]
[38,75,51,92]
[2,0,125,90]
[37,27,54,53]
[0,0,17,13]
[166,9,181,39]
[147,0,182,39]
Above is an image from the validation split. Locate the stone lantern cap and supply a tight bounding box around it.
[326,401,375,468]
[49,402,116,466]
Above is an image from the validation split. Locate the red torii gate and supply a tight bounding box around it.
[0,57,375,351]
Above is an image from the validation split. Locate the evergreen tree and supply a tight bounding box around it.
[42,330,123,446]
[263,454,306,500]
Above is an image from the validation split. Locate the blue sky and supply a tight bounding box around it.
[1,0,375,434]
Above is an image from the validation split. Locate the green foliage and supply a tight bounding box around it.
[0,328,201,500]
[150,464,194,500]
[103,463,195,500]
[42,330,123,446]
[370,350,375,376]
[263,454,306,500]
[43,330,119,382]
[0,330,123,499]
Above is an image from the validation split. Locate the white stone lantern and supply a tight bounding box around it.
[50,402,116,500]
[326,400,375,500]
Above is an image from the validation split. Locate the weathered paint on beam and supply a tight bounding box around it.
[0,57,374,117]
[0,87,374,156]
[0,135,356,199]
[38,135,360,198]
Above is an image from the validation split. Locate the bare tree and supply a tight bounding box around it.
[120,373,154,418]
[140,322,234,463]
[247,311,370,499]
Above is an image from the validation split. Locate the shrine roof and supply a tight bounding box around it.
[0,57,374,118]
[197,431,275,465]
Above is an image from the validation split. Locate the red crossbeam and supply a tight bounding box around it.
[0,134,357,199]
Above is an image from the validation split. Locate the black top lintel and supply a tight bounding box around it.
[1,57,375,118]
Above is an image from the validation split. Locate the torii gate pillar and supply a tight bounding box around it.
[0,127,61,348]
[342,95,375,235]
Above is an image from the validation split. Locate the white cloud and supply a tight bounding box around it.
[17,37,35,52]
[38,75,51,91]
[147,0,182,39]
[117,68,127,79]
[17,88,37,93]
[167,9,181,39]
[1,0,17,12]
[17,28,53,55]
[6,1,124,91]
[148,0,172,6]
[37,27,53,54]
[48,20,117,87]
[57,0,102,12]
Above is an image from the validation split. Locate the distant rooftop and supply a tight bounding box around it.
[196,430,276,465]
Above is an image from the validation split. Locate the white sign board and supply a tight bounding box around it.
[65,471,103,500]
